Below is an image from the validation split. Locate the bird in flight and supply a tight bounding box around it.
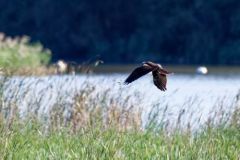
[124,61,172,91]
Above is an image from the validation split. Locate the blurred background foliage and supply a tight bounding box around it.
[0,0,240,65]
[0,33,51,69]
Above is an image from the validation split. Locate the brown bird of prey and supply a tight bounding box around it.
[124,61,172,91]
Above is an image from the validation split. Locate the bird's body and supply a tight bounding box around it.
[124,61,171,91]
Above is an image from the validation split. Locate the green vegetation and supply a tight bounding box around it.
[0,119,239,159]
[0,83,239,159]
[0,76,239,159]
[0,33,51,70]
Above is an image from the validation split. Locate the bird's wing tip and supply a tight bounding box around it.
[124,81,129,85]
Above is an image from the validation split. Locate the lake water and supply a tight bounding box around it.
[2,73,240,131]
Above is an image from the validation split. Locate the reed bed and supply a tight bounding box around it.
[0,75,239,159]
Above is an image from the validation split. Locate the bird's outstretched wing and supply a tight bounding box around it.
[124,65,153,84]
[152,70,167,91]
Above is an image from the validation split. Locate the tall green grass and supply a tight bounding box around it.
[0,119,239,159]
[0,77,239,159]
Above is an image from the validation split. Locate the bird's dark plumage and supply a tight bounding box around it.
[124,65,153,84]
[124,61,171,91]
[152,70,167,91]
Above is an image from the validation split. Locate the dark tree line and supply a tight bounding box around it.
[0,0,240,64]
